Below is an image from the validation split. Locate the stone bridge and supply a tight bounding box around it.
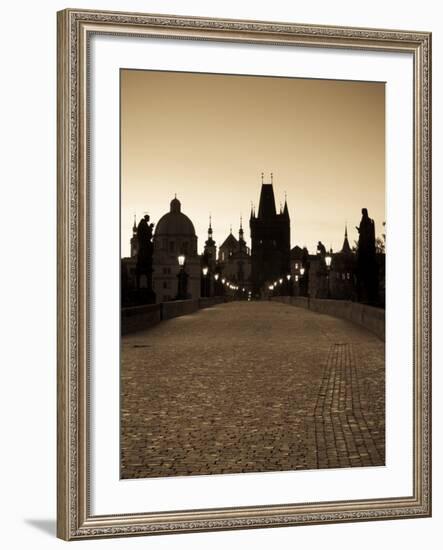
[121,300,385,479]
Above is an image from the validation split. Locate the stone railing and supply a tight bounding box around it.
[121,303,161,336]
[122,296,226,334]
[272,296,385,340]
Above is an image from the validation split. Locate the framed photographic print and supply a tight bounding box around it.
[57,8,431,540]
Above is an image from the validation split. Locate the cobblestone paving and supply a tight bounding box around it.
[121,301,385,478]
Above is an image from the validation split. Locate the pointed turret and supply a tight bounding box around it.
[250,203,255,221]
[130,214,139,257]
[239,216,244,241]
[205,215,215,247]
[341,224,352,254]
[283,192,289,219]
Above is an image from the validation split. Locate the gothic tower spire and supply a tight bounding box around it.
[341,224,351,254]
[239,215,244,241]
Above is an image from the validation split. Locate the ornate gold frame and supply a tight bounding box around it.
[57,8,431,540]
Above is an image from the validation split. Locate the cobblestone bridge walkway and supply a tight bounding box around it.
[121,301,385,478]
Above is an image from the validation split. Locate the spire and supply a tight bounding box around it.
[205,214,215,248]
[250,202,254,221]
[261,172,264,184]
[132,214,137,234]
[239,215,244,240]
[341,223,351,254]
[283,196,289,218]
[230,224,232,234]
[271,172,274,184]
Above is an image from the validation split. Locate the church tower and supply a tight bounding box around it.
[341,224,352,255]
[203,215,217,271]
[250,173,291,294]
[130,214,139,257]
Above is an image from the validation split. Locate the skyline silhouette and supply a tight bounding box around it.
[121,70,385,257]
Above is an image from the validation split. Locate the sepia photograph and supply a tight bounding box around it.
[120,69,386,479]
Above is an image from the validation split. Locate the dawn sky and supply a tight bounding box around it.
[121,69,385,258]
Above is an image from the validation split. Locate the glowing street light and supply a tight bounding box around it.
[325,254,332,298]
[177,254,186,267]
[214,273,219,281]
[202,266,209,276]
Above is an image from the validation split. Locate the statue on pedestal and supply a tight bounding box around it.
[356,208,378,305]
[135,214,156,304]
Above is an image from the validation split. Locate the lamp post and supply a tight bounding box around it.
[268,284,274,300]
[325,254,332,298]
[176,254,188,300]
[214,272,220,296]
[201,265,209,297]
[286,273,293,296]
[299,267,305,297]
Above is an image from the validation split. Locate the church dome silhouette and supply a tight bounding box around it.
[155,197,196,237]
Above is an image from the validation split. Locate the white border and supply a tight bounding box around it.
[89,34,413,515]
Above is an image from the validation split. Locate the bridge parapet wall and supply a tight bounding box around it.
[121,304,161,336]
[122,296,227,334]
[273,296,385,340]
[161,299,199,321]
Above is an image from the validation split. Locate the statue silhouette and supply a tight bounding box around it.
[356,208,378,304]
[135,214,156,303]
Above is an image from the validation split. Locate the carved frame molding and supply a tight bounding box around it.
[57,8,431,540]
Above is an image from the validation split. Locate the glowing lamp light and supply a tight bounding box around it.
[177,254,186,267]
[286,274,291,281]
[300,267,305,276]
[214,273,219,281]
[325,255,332,268]
[202,266,209,276]
[221,278,226,284]
[295,275,299,282]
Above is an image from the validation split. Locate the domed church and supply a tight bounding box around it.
[152,196,201,303]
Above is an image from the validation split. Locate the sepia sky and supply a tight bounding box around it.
[121,69,385,258]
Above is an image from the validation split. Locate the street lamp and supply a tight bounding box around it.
[286,273,293,296]
[176,254,188,300]
[214,273,219,281]
[201,266,209,297]
[325,254,332,298]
